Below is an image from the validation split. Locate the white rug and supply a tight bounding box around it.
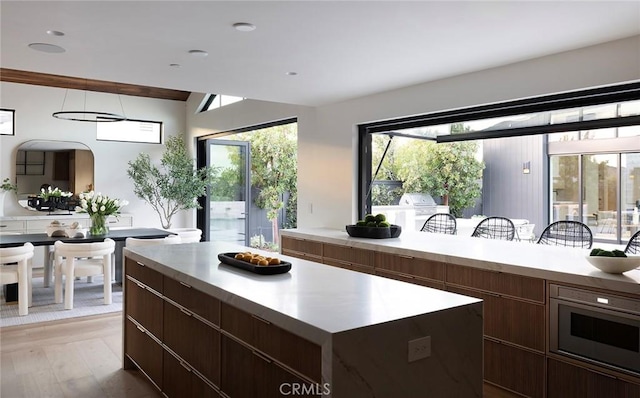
[0,275,122,328]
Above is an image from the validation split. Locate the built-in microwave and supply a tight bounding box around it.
[549,284,640,376]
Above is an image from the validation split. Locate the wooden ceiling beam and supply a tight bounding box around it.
[0,68,191,101]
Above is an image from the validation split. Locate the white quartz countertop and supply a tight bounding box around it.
[281,228,640,295]
[124,241,481,343]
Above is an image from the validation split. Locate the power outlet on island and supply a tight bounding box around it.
[408,336,431,363]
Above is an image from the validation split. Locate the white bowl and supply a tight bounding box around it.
[585,255,640,274]
[46,224,67,237]
[65,228,87,238]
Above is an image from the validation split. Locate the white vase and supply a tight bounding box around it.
[0,190,35,217]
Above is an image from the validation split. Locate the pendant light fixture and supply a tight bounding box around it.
[52,81,127,122]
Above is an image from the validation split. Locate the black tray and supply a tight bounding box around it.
[218,252,292,275]
[345,224,402,239]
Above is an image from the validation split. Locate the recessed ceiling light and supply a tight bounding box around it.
[28,43,65,53]
[233,22,256,32]
[47,30,65,36]
[286,71,298,76]
[169,63,181,68]
[188,49,208,57]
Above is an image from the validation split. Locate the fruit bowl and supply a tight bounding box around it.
[585,255,640,274]
[346,224,401,239]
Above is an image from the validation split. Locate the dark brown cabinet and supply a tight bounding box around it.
[220,303,321,383]
[125,255,322,398]
[163,349,219,398]
[221,335,314,398]
[280,236,322,261]
[125,318,163,390]
[547,358,640,398]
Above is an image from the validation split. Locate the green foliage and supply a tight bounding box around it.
[395,140,484,217]
[127,136,218,229]
[1,178,17,193]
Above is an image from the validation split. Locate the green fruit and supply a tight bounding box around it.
[356,221,367,226]
[366,221,377,227]
[378,221,390,227]
[589,248,602,256]
[612,249,627,257]
[374,213,386,222]
[364,214,376,222]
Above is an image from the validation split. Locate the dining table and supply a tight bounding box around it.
[0,227,172,285]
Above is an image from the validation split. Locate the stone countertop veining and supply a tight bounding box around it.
[280,228,640,295]
[123,241,481,345]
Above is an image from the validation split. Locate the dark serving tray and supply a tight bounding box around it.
[218,252,292,275]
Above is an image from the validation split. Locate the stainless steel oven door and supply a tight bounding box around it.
[550,297,640,376]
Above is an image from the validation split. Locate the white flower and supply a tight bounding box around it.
[91,205,98,213]
[113,199,119,207]
[121,200,129,206]
[100,205,106,212]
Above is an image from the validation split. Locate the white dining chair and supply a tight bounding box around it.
[125,234,182,247]
[0,242,34,316]
[167,228,202,243]
[54,238,115,310]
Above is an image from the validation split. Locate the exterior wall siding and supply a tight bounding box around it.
[482,135,546,238]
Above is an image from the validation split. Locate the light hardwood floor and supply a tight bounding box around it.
[0,313,161,398]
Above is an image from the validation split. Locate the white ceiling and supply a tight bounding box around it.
[2,1,639,106]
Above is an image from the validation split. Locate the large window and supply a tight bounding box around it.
[358,82,640,243]
[97,118,162,143]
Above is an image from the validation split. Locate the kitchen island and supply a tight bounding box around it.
[122,241,483,398]
[280,228,640,398]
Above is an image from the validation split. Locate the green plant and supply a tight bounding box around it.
[1,178,17,193]
[76,190,128,217]
[127,136,218,229]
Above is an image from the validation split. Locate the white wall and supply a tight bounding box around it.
[187,35,640,230]
[0,82,187,228]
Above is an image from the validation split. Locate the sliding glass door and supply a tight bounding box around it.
[201,139,250,245]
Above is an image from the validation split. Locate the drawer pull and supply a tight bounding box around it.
[135,281,146,290]
[180,307,193,317]
[136,324,146,333]
[180,361,192,372]
[136,261,146,267]
[252,350,272,364]
[398,254,414,259]
[0,225,7,228]
[179,281,192,289]
[251,314,271,325]
[397,272,414,279]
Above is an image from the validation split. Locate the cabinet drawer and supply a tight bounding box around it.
[164,276,220,326]
[164,299,220,386]
[547,358,640,398]
[374,252,445,281]
[323,258,374,274]
[323,243,373,268]
[221,335,315,398]
[125,257,163,293]
[447,285,545,352]
[446,263,545,303]
[163,347,220,398]
[375,269,445,290]
[125,277,164,340]
[0,220,25,232]
[280,236,322,259]
[484,339,545,398]
[220,303,321,383]
[125,318,163,390]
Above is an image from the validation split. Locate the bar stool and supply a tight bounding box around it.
[0,242,34,316]
[54,238,115,310]
[125,234,181,247]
